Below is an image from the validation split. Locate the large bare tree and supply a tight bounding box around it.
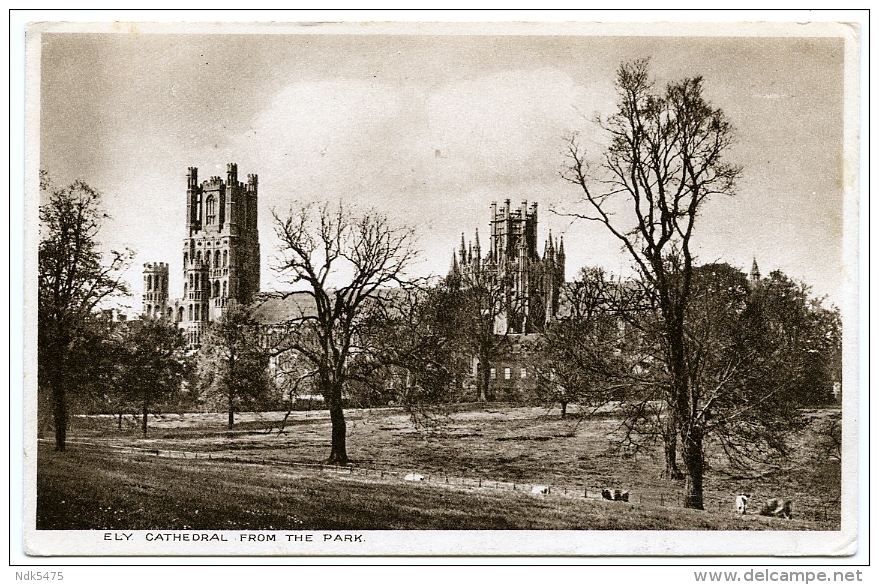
[273,202,417,465]
[563,60,741,508]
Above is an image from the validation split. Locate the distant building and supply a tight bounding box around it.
[450,199,565,335]
[142,163,261,346]
[450,200,566,399]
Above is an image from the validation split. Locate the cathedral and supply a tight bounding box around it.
[141,163,261,345]
[450,199,565,335]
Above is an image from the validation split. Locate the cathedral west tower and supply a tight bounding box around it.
[144,163,261,346]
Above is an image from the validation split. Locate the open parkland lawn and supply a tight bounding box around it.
[37,404,841,531]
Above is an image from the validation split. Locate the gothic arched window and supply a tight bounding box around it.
[188,305,193,321]
[206,195,216,225]
[214,252,220,269]
[223,250,228,267]
[147,275,153,291]
[222,280,227,298]
[213,281,220,298]
[177,307,184,322]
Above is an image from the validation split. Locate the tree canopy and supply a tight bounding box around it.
[198,302,274,428]
[115,318,189,435]
[564,59,742,507]
[38,174,133,450]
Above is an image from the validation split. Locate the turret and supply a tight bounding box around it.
[227,163,238,185]
[557,235,566,284]
[246,174,258,232]
[473,228,481,268]
[448,251,461,284]
[544,229,555,261]
[187,166,198,189]
[142,262,169,319]
[186,167,199,233]
[750,257,761,282]
[489,202,498,261]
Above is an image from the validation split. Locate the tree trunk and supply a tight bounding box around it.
[477,359,490,402]
[663,409,683,479]
[142,403,149,436]
[228,354,236,428]
[326,394,348,466]
[681,425,704,510]
[560,401,567,419]
[665,313,688,482]
[52,382,67,452]
[118,412,123,430]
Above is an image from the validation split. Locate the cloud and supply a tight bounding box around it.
[425,68,590,185]
[233,79,407,195]
[232,69,590,209]
[755,92,792,100]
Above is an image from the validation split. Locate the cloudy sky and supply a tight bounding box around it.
[38,28,848,309]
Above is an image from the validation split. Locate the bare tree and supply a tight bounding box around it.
[360,282,470,428]
[563,59,741,508]
[532,268,623,417]
[38,174,133,450]
[273,202,417,465]
[446,264,511,402]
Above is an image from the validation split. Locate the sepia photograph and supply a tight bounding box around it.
[22,18,861,557]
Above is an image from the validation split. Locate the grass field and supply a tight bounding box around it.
[37,404,841,531]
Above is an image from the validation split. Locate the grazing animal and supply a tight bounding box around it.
[602,488,629,502]
[531,485,549,495]
[404,473,424,482]
[735,494,751,515]
[759,498,793,519]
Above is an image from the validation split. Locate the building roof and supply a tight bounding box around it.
[250,291,318,325]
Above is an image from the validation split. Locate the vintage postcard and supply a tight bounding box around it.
[22,19,861,557]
